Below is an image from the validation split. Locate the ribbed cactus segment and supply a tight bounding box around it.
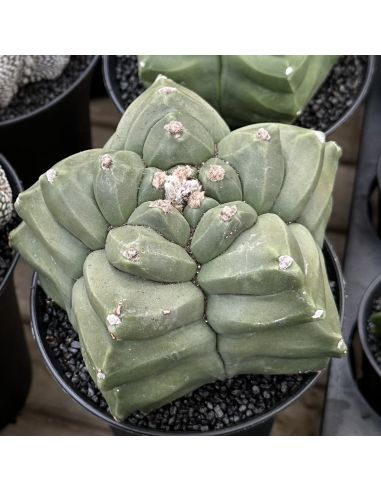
[72,278,223,394]
[198,158,242,203]
[218,124,285,214]
[191,202,257,264]
[127,200,191,247]
[94,151,144,226]
[10,78,345,421]
[198,214,305,295]
[0,164,13,229]
[84,250,204,341]
[183,196,219,228]
[39,150,109,250]
[138,55,338,128]
[105,225,197,282]
[104,76,229,154]
[138,167,165,204]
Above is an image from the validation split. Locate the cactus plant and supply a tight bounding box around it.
[0,164,13,229]
[10,76,346,421]
[138,55,338,128]
[0,55,70,108]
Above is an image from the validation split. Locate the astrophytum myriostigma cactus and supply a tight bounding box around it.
[0,55,70,108]
[10,76,346,421]
[0,165,13,229]
[138,55,338,128]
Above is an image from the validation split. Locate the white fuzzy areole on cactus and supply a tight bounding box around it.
[220,205,238,222]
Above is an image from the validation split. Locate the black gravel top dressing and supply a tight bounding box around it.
[366,297,381,369]
[113,55,368,132]
[35,281,342,433]
[0,213,19,288]
[0,56,93,123]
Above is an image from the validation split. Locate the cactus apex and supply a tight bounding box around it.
[188,190,205,209]
[164,120,184,139]
[220,205,237,222]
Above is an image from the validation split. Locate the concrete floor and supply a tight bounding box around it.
[0,99,363,436]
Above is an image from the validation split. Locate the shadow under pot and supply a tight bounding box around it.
[0,56,98,188]
[30,241,344,436]
[356,273,381,415]
[0,154,31,430]
[102,55,375,135]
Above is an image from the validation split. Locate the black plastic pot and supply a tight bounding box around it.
[0,154,31,430]
[30,240,344,436]
[355,274,381,415]
[102,55,375,136]
[0,56,98,188]
[321,56,381,436]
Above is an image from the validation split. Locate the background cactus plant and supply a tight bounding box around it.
[0,165,13,229]
[0,55,70,108]
[10,76,346,421]
[138,56,338,128]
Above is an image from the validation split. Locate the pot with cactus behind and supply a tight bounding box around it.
[0,55,98,187]
[11,76,346,434]
[103,55,375,134]
[0,154,31,430]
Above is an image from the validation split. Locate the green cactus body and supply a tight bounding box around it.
[138,56,338,128]
[10,76,345,421]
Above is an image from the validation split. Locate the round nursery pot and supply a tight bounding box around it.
[30,240,344,436]
[0,56,98,188]
[102,55,375,136]
[0,154,31,430]
[356,273,381,414]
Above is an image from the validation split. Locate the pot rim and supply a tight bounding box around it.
[0,56,99,128]
[0,154,23,296]
[30,239,344,436]
[358,272,381,378]
[102,55,375,136]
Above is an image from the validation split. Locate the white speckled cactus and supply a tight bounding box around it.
[0,165,13,229]
[0,55,70,108]
[10,76,346,420]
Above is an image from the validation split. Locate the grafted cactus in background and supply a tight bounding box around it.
[10,76,346,421]
[0,55,70,108]
[0,165,13,229]
[138,55,338,128]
